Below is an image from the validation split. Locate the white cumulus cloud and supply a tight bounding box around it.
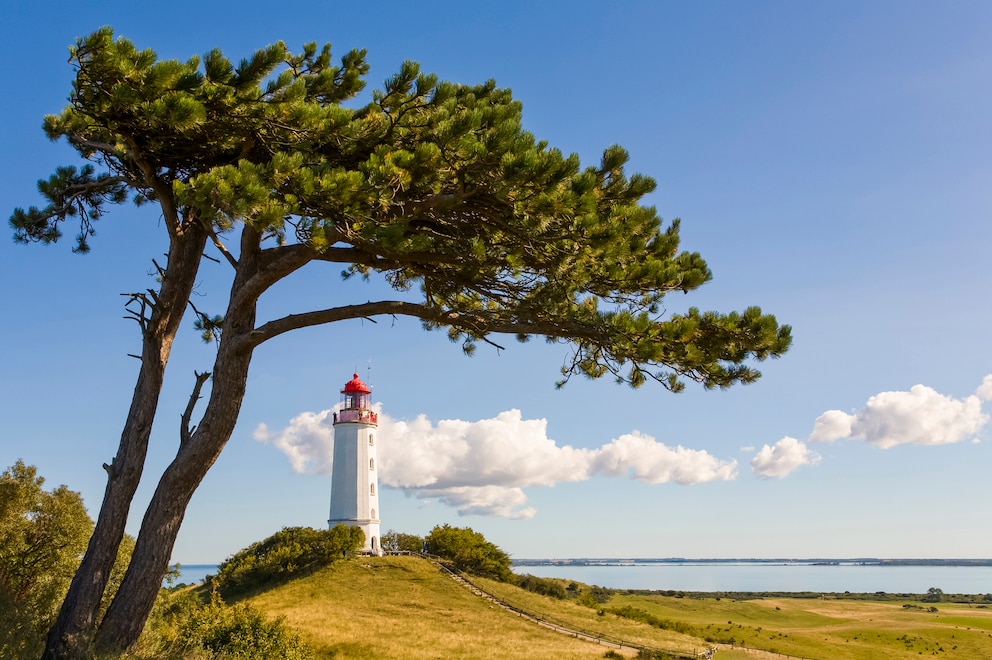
[589,432,737,484]
[751,437,821,478]
[255,407,736,518]
[977,374,992,402]
[253,410,334,474]
[429,486,537,520]
[377,410,591,490]
[809,380,989,449]
[809,409,854,443]
[753,374,991,477]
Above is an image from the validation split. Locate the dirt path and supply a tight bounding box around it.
[446,571,638,653]
[433,560,814,660]
[437,562,714,658]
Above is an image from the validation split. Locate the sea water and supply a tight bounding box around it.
[173,561,992,594]
[513,562,992,594]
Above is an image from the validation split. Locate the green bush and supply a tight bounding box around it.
[212,525,363,598]
[606,605,694,635]
[636,650,678,660]
[0,461,133,660]
[149,590,312,659]
[425,524,513,582]
[381,530,425,553]
[576,584,616,607]
[516,574,567,599]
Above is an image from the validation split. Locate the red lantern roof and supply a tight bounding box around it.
[341,373,371,395]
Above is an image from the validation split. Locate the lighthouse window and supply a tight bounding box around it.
[370,483,375,495]
[369,458,375,470]
[369,434,374,446]
[371,508,376,519]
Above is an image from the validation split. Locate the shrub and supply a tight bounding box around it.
[150,590,312,659]
[636,649,679,659]
[0,461,133,660]
[212,525,363,598]
[606,605,694,635]
[381,530,424,553]
[516,574,567,599]
[575,585,616,607]
[425,525,513,581]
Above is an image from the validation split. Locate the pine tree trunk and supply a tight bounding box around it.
[93,229,265,653]
[43,226,206,660]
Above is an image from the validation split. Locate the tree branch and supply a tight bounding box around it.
[313,245,463,268]
[180,371,211,446]
[204,222,238,268]
[66,135,128,158]
[121,292,154,332]
[241,300,579,351]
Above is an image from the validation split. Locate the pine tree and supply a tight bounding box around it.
[11,28,790,656]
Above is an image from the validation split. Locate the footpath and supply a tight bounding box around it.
[422,555,816,660]
[427,556,713,659]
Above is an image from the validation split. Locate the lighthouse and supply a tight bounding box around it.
[328,373,382,555]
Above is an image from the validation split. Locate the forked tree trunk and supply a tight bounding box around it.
[94,228,266,653]
[44,225,206,660]
[94,348,257,650]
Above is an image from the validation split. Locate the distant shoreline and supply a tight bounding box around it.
[512,558,992,567]
[176,558,992,569]
[173,558,992,594]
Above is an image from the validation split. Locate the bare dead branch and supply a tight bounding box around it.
[121,292,153,332]
[67,136,127,156]
[205,223,238,268]
[180,371,211,446]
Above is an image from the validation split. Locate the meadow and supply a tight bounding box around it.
[233,555,992,659]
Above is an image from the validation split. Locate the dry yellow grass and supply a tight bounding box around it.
[241,556,992,659]
[245,556,640,659]
[473,574,709,656]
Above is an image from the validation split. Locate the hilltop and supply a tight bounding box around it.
[237,555,657,659]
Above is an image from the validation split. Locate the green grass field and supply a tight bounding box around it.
[607,592,992,659]
[235,556,992,659]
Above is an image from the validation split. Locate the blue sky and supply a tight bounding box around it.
[2,1,991,563]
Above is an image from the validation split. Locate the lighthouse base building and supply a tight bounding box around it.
[328,373,382,555]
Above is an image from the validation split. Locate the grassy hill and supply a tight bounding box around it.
[240,555,643,659]
[234,555,992,660]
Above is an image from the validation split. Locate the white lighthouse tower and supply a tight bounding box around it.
[328,373,382,555]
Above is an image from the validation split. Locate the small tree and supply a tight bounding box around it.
[425,524,513,581]
[14,29,791,656]
[381,530,425,554]
[922,587,943,603]
[0,462,131,659]
[212,525,363,598]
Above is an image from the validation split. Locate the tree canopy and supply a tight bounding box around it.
[426,524,514,582]
[0,461,132,659]
[382,530,426,554]
[211,525,364,599]
[12,27,790,657]
[14,27,790,390]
